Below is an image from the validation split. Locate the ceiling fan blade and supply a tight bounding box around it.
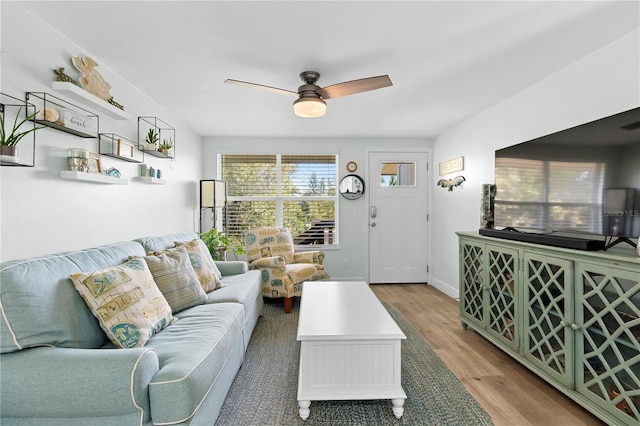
[317,75,392,100]
[224,79,298,96]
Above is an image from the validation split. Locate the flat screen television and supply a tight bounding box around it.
[483,106,640,251]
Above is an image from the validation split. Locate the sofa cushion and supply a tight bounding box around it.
[70,258,174,349]
[208,270,262,310]
[145,302,244,425]
[0,241,145,354]
[140,247,208,313]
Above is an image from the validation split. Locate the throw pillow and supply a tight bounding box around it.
[151,239,222,293]
[70,258,174,349]
[175,239,223,281]
[140,246,208,313]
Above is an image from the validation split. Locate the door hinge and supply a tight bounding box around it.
[426,265,429,273]
[427,214,430,222]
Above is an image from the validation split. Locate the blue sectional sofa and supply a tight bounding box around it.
[0,232,263,425]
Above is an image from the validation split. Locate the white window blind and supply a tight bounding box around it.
[220,154,337,246]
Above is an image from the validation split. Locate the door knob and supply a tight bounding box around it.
[370,206,377,218]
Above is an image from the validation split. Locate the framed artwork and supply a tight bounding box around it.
[88,152,102,173]
[117,139,135,158]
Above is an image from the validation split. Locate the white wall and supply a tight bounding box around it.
[430,29,640,298]
[1,3,202,261]
[202,137,431,279]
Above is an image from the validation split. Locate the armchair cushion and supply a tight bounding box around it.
[286,263,318,283]
[294,250,325,264]
[249,255,285,269]
[245,227,295,264]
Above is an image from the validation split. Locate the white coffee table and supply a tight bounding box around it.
[296,281,406,420]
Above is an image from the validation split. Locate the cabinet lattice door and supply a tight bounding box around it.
[458,232,640,425]
[576,262,640,424]
[460,242,485,328]
[523,252,574,388]
[486,245,519,350]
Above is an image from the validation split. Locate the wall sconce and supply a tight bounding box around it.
[200,179,227,233]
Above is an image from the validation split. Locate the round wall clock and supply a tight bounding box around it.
[346,161,358,172]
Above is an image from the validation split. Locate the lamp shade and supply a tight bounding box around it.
[293,97,326,118]
[200,180,227,208]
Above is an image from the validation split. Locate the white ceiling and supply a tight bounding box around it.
[19,1,640,138]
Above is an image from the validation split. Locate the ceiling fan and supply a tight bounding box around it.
[225,71,392,118]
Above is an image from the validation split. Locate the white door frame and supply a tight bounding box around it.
[365,147,432,284]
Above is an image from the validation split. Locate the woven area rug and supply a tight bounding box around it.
[216,300,493,425]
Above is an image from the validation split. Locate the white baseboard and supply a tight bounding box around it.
[428,277,459,299]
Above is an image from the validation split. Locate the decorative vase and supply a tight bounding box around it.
[145,142,156,152]
[0,145,19,163]
[67,148,89,172]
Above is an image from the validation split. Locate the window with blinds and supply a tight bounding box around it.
[220,154,337,246]
[494,157,605,233]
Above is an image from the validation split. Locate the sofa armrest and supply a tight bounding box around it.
[248,256,286,269]
[1,346,159,420]
[215,260,248,276]
[294,250,325,265]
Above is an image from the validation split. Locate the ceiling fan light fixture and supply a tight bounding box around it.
[293,97,326,118]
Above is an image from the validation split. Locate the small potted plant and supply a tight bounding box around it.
[159,138,173,156]
[144,128,158,151]
[0,107,42,162]
[200,228,246,261]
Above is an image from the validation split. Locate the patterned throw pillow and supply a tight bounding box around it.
[140,246,208,313]
[174,239,223,280]
[151,239,222,293]
[70,258,174,349]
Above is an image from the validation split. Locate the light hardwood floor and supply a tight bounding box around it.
[370,284,605,426]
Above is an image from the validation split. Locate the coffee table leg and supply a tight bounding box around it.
[298,400,311,420]
[392,398,405,418]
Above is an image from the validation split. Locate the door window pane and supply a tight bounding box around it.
[380,162,416,186]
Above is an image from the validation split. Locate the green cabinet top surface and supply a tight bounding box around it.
[457,231,640,270]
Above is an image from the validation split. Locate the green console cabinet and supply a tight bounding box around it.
[458,232,640,425]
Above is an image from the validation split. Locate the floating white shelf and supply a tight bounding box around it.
[52,82,131,120]
[59,170,128,185]
[136,176,167,185]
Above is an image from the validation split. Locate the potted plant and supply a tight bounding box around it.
[144,128,158,151]
[200,228,246,261]
[0,107,42,162]
[159,138,173,156]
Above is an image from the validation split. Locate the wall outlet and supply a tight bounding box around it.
[343,259,350,268]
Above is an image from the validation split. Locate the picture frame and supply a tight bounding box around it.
[87,152,102,174]
[117,138,135,158]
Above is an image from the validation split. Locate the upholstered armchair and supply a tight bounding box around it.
[244,227,330,313]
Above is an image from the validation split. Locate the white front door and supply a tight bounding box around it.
[368,151,429,284]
